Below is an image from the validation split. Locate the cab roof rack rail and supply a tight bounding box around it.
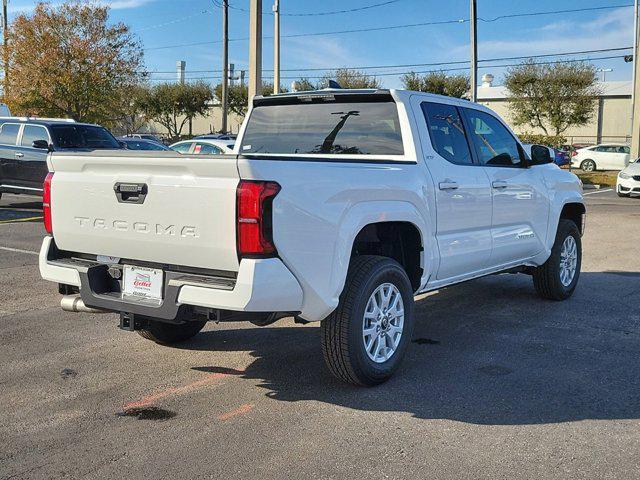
[0,116,76,122]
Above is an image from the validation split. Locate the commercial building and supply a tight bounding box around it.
[478,75,632,145]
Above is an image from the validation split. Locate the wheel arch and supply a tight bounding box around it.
[327,201,432,317]
[545,199,586,254]
[350,221,424,291]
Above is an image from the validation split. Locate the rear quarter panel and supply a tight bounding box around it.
[237,157,434,321]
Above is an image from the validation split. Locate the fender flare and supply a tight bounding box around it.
[327,200,433,310]
[547,195,585,249]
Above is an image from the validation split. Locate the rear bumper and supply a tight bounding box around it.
[39,236,304,319]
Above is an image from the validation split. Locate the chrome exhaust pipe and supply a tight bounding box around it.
[60,294,106,314]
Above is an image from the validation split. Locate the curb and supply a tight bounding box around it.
[582,184,601,190]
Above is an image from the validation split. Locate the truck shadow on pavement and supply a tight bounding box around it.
[182,271,640,426]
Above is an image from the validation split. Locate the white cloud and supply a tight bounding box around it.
[9,0,156,13]
[451,7,633,60]
[284,36,360,71]
[106,0,156,9]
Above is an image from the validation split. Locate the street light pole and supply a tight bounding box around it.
[221,0,229,133]
[2,0,8,97]
[470,0,478,102]
[248,0,263,105]
[273,0,280,95]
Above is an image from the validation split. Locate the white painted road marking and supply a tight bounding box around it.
[584,188,613,196]
[0,246,39,256]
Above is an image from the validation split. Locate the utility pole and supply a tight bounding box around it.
[248,0,262,105]
[221,0,229,134]
[2,0,8,97]
[273,0,280,95]
[631,0,640,157]
[470,0,478,102]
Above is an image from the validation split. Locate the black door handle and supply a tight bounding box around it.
[114,182,148,204]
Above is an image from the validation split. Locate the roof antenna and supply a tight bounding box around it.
[328,80,342,89]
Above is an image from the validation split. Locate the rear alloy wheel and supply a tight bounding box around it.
[580,159,596,172]
[137,319,208,345]
[321,255,415,386]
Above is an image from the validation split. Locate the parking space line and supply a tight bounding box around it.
[0,215,43,224]
[122,372,230,410]
[584,188,613,196]
[0,246,39,256]
[217,404,254,421]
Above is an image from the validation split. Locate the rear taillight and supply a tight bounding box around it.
[236,180,280,257]
[571,151,577,157]
[43,172,53,234]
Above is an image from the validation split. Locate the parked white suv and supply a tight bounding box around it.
[39,89,585,386]
[571,144,630,171]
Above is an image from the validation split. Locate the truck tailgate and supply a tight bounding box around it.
[48,151,240,272]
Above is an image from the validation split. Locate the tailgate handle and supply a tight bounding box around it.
[114,182,148,204]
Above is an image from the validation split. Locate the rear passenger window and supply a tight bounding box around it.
[462,109,522,167]
[21,125,49,147]
[172,142,193,153]
[421,102,472,165]
[0,123,20,145]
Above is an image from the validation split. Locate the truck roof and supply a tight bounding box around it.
[251,88,492,115]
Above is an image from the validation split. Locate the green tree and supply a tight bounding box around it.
[505,61,601,136]
[110,84,152,135]
[139,81,213,140]
[5,1,145,126]
[319,68,381,89]
[401,71,470,98]
[291,78,316,91]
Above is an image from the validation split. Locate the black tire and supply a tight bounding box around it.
[532,219,582,301]
[580,159,596,172]
[137,319,208,345]
[321,255,415,386]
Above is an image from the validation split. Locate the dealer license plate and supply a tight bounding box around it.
[122,265,164,301]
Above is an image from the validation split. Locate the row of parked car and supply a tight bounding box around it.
[0,117,236,199]
[119,133,236,154]
[0,114,638,200]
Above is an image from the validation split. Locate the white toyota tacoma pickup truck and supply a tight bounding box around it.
[39,89,585,386]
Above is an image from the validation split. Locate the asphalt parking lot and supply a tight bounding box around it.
[1,189,639,479]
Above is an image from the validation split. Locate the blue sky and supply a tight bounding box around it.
[8,0,636,88]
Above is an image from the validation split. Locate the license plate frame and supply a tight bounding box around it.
[122,265,164,301]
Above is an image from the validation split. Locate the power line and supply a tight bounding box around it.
[479,4,632,22]
[215,0,404,16]
[145,54,631,82]
[144,46,633,75]
[136,10,212,32]
[142,3,633,51]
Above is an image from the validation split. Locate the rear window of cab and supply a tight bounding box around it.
[240,97,404,156]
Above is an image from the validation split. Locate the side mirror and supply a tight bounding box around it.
[530,144,553,165]
[32,139,50,150]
